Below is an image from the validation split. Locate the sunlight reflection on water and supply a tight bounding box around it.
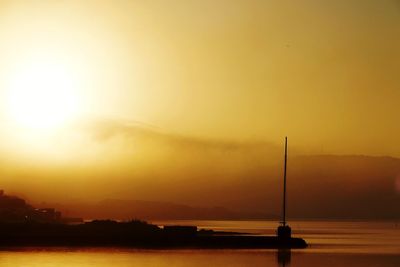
[0,248,399,267]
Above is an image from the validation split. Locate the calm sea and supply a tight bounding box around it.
[0,220,399,267]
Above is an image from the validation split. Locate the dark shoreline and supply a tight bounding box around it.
[0,220,307,249]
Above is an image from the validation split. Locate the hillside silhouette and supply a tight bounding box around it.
[38,153,400,221]
[1,120,399,220]
[46,199,270,221]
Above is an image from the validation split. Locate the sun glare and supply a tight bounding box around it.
[6,62,80,131]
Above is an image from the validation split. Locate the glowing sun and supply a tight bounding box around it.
[6,62,81,130]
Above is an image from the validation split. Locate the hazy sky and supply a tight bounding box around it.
[0,1,399,216]
[0,0,399,157]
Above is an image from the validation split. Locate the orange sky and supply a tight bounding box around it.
[0,1,399,210]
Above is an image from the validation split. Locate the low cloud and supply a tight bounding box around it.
[0,118,399,220]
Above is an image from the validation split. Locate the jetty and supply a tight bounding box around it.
[0,138,307,249]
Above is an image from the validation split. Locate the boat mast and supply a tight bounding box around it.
[282,137,288,226]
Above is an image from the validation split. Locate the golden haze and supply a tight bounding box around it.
[0,0,399,218]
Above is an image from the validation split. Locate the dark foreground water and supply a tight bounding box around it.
[0,220,399,267]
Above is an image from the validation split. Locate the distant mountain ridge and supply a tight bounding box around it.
[260,154,400,220]
[44,199,272,221]
[24,154,400,220]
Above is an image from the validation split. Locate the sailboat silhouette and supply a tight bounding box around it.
[277,137,292,239]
